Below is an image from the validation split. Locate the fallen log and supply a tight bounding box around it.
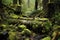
[6,17,49,25]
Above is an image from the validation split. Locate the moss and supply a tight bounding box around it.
[42,36,51,40]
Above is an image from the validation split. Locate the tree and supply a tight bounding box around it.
[0,0,2,8]
[28,0,30,8]
[35,0,38,10]
[13,0,17,4]
[42,0,48,13]
[19,0,22,5]
[13,0,22,15]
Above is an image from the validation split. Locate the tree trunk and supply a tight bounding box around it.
[13,0,17,4]
[28,0,30,8]
[42,0,48,13]
[35,0,38,10]
[46,3,55,18]
[0,0,3,8]
[19,0,21,5]
[19,0,22,15]
[14,0,22,15]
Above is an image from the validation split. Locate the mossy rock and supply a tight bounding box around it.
[41,36,51,40]
[18,25,26,32]
[18,25,26,29]
[9,32,16,40]
[21,29,31,36]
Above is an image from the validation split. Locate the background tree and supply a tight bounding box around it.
[13,0,17,4]
[42,0,48,14]
[27,0,30,8]
[35,0,38,10]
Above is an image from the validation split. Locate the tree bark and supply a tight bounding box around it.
[42,0,48,14]
[0,0,3,8]
[35,0,38,10]
[19,0,22,5]
[28,0,30,8]
[13,0,17,4]
[15,0,22,15]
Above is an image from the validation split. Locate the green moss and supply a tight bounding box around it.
[21,29,31,35]
[9,32,16,40]
[10,14,19,19]
[42,36,51,40]
[18,25,26,30]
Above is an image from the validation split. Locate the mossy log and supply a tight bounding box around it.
[6,17,49,25]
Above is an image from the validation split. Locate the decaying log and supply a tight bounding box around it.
[6,17,49,25]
